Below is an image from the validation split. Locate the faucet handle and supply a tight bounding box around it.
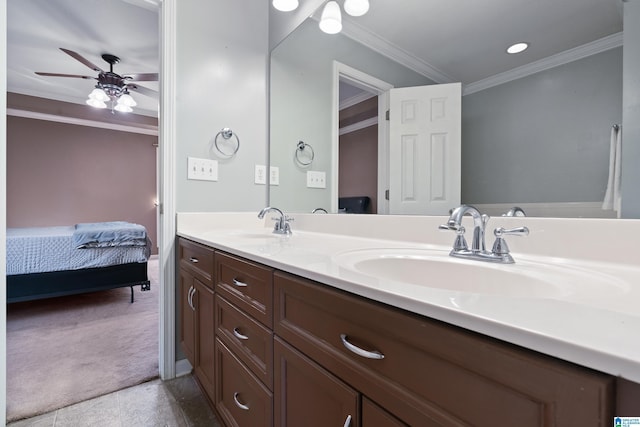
[491,226,529,256]
[439,224,468,251]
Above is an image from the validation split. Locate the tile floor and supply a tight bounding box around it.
[7,375,222,427]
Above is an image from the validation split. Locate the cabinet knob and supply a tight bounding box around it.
[233,392,250,411]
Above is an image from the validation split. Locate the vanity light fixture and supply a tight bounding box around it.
[506,42,529,54]
[319,1,343,34]
[344,0,369,17]
[272,0,299,12]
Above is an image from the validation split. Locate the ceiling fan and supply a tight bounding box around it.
[35,48,158,113]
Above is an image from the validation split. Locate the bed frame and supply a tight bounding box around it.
[7,262,151,304]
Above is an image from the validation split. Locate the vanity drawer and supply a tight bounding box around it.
[274,271,614,426]
[215,251,273,328]
[215,338,273,427]
[215,294,273,390]
[178,238,215,288]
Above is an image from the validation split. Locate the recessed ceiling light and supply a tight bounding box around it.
[507,42,529,54]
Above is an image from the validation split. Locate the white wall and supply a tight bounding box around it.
[176,0,269,212]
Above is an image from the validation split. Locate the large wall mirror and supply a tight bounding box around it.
[269,0,628,218]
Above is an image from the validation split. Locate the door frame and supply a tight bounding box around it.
[331,61,393,214]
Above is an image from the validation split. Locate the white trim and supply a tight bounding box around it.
[341,19,455,84]
[158,0,177,381]
[6,108,159,136]
[473,202,617,219]
[464,32,623,95]
[339,91,375,110]
[339,116,377,136]
[333,61,393,215]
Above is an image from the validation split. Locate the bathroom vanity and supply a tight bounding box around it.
[177,212,640,426]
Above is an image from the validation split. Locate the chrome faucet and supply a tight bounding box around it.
[439,204,528,263]
[258,206,292,235]
[503,206,526,217]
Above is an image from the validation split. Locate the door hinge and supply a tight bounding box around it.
[385,189,389,200]
[385,110,390,120]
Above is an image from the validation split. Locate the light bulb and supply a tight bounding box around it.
[272,0,298,12]
[117,93,137,107]
[86,97,107,108]
[319,1,342,34]
[89,88,109,102]
[114,103,133,113]
[344,0,369,17]
[507,42,529,54]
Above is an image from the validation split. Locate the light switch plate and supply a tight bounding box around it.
[188,157,218,181]
[306,170,326,188]
[255,165,267,185]
[270,166,280,186]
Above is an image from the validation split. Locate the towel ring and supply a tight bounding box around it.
[213,128,240,158]
[295,141,314,166]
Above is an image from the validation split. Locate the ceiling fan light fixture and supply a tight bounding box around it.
[86,97,107,109]
[344,0,369,17]
[89,87,109,102]
[114,103,133,113]
[117,93,137,107]
[319,1,342,34]
[507,42,529,54]
[272,0,298,12]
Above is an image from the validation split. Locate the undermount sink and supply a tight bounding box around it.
[332,248,625,298]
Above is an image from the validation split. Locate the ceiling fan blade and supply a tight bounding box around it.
[35,72,95,80]
[60,48,103,73]
[125,73,158,82]
[127,84,158,98]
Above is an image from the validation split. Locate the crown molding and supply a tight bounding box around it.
[339,91,376,110]
[464,32,623,95]
[341,19,456,84]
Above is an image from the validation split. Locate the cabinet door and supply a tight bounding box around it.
[362,398,407,427]
[274,337,358,427]
[193,279,215,400]
[179,268,196,366]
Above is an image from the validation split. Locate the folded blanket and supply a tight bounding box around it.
[73,221,148,249]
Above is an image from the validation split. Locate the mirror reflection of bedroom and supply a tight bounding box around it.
[5,0,160,422]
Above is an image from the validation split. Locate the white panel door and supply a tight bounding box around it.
[388,83,461,215]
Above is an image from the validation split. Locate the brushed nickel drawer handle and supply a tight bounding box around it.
[233,327,249,340]
[189,257,199,263]
[233,392,250,411]
[340,334,384,360]
[187,286,195,311]
[344,414,352,427]
[189,287,197,311]
[232,278,248,287]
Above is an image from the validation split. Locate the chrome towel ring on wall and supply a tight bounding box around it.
[295,140,314,166]
[213,128,240,158]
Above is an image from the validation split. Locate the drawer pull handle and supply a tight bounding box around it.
[233,392,250,411]
[189,287,196,311]
[344,414,352,427]
[340,334,384,360]
[189,257,199,263]
[232,278,248,287]
[233,327,249,340]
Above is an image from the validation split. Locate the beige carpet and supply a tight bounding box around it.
[6,258,159,422]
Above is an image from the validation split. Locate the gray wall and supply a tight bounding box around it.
[176,0,269,213]
[270,18,435,213]
[462,47,623,204]
[621,0,640,218]
[174,0,269,359]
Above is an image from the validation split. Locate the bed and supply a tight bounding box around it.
[6,222,152,303]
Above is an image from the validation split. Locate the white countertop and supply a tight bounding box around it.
[177,212,640,383]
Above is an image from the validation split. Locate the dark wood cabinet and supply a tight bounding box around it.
[178,238,216,400]
[178,239,635,426]
[274,337,359,427]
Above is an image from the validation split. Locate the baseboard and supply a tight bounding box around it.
[175,359,193,378]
